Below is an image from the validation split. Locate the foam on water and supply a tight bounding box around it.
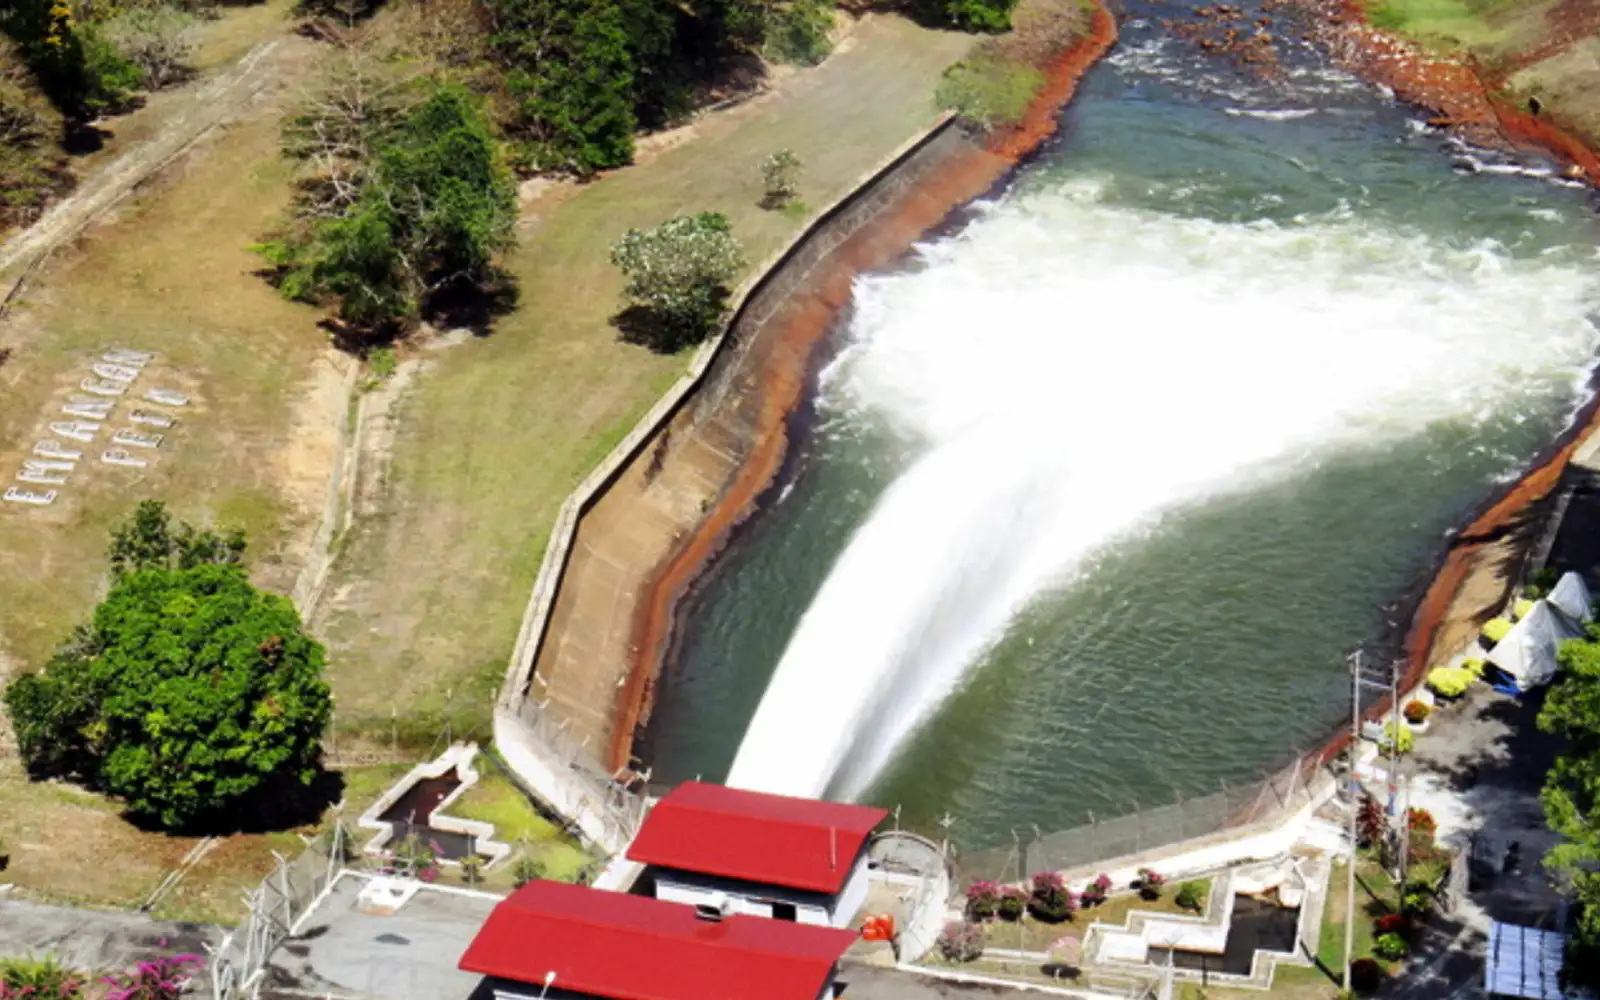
[724,179,1600,801]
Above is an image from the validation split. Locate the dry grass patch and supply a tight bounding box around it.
[313,13,974,727]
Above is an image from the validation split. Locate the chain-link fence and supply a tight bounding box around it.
[958,753,1337,886]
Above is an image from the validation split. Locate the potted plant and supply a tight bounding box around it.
[1027,871,1077,923]
[965,880,1001,922]
[1175,880,1206,912]
[1403,700,1431,725]
[936,921,984,963]
[1133,867,1166,900]
[1080,873,1112,908]
[997,886,1027,921]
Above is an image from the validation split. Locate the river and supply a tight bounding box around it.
[639,3,1600,851]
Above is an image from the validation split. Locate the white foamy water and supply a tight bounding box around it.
[725,179,1600,801]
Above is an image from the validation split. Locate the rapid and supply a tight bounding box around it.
[644,7,1600,847]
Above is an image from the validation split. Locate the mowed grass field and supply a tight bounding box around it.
[314,14,975,728]
[0,33,332,674]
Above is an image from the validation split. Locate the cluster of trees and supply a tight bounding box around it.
[256,74,517,337]
[0,0,212,230]
[3,501,332,831]
[1540,628,1600,989]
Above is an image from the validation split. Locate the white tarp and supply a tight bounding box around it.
[1547,571,1593,626]
[1487,601,1586,691]
[1485,921,1569,1000]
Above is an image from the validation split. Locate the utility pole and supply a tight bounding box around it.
[1343,650,1362,993]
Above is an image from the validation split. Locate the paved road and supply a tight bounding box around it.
[0,896,220,980]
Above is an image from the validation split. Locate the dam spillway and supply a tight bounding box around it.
[640,6,1600,849]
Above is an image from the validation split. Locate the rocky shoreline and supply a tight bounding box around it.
[612,1,1121,770]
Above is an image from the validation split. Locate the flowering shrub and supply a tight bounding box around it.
[1463,658,1486,677]
[1373,913,1411,938]
[1028,871,1076,923]
[1513,598,1535,620]
[1,955,85,999]
[936,921,984,963]
[1374,932,1409,961]
[1081,873,1111,907]
[997,886,1028,921]
[1350,958,1384,992]
[1427,666,1473,699]
[1357,793,1386,847]
[1481,617,1513,645]
[965,880,1000,921]
[1381,721,1414,755]
[1406,807,1437,841]
[1403,701,1431,724]
[102,955,202,1000]
[1134,868,1166,900]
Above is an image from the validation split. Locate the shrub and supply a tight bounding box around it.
[934,0,1018,32]
[1357,793,1386,847]
[102,6,195,90]
[1,955,84,999]
[1350,957,1384,992]
[1374,931,1409,961]
[936,920,984,962]
[965,879,1000,921]
[1175,880,1205,912]
[610,211,745,350]
[935,55,1043,130]
[101,954,202,1000]
[1373,912,1411,938]
[1427,665,1473,699]
[1513,597,1535,620]
[511,854,545,888]
[763,0,832,65]
[760,148,802,206]
[1080,872,1111,907]
[1401,889,1433,917]
[1406,807,1437,842]
[1403,700,1431,724]
[1028,871,1076,923]
[1134,867,1166,899]
[1381,721,1415,756]
[1481,617,1513,645]
[1462,657,1485,677]
[997,886,1027,921]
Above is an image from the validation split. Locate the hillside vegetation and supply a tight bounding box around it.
[1364,0,1600,147]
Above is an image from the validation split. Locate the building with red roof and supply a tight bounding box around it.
[625,781,888,928]
[459,879,858,1000]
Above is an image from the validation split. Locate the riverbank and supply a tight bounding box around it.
[1290,0,1599,186]
[609,0,1119,771]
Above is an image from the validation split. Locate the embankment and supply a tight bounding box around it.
[602,3,1119,772]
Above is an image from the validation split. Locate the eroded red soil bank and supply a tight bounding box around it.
[609,4,1120,771]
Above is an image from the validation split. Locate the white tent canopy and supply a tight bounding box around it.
[1485,921,1570,1000]
[1547,571,1593,626]
[1487,601,1586,691]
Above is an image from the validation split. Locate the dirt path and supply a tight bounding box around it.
[0,34,313,307]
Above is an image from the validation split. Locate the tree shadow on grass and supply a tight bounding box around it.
[123,767,348,837]
[613,305,711,355]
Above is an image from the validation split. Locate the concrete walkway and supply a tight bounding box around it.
[0,896,220,976]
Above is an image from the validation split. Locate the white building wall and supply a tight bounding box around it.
[829,855,871,928]
[653,876,832,926]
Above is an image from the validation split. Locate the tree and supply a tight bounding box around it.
[926,0,1017,32]
[763,0,832,66]
[0,0,140,120]
[5,510,332,831]
[760,148,802,207]
[489,0,637,175]
[1539,625,1600,989]
[107,499,245,579]
[257,83,516,335]
[610,211,744,351]
[102,5,195,90]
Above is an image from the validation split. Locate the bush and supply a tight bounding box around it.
[760,148,802,206]
[936,921,984,962]
[1080,872,1111,907]
[965,879,1000,921]
[1513,597,1535,620]
[1134,867,1166,899]
[1481,617,1513,645]
[1350,957,1384,992]
[102,6,195,90]
[1381,721,1415,756]
[1374,931,1409,961]
[1403,700,1431,724]
[1462,657,1485,677]
[3,503,331,830]
[100,953,202,1000]
[763,0,832,65]
[1357,792,1386,847]
[936,55,1043,130]
[1427,665,1473,699]
[511,854,545,888]
[1373,912,1411,938]
[1,955,84,999]
[1028,871,1076,923]
[1401,887,1433,917]
[934,0,1018,32]
[610,211,745,350]
[1175,881,1206,912]
[1406,807,1437,842]
[997,885,1027,920]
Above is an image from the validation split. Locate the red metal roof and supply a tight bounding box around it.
[458,880,858,1000]
[625,781,888,894]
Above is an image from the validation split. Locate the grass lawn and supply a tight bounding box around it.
[1314,858,1402,978]
[312,13,976,730]
[1364,0,1521,50]
[448,766,591,886]
[982,882,1214,953]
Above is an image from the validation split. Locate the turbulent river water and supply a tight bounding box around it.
[640,4,1600,850]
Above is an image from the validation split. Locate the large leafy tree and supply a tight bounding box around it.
[1540,626,1600,988]
[489,0,637,175]
[4,506,332,831]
